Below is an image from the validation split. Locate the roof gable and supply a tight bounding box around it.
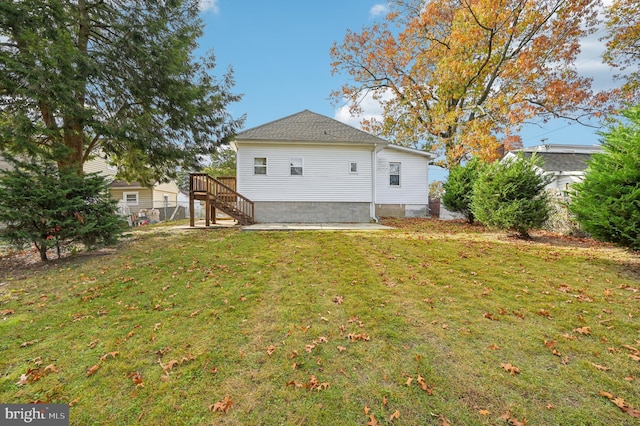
[235,110,388,145]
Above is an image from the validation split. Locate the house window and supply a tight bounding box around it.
[349,161,358,174]
[163,194,169,207]
[254,157,267,175]
[389,162,400,186]
[124,192,139,205]
[290,158,303,176]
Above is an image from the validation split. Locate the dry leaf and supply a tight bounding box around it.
[86,364,101,376]
[488,344,501,350]
[16,374,29,386]
[483,312,498,321]
[573,327,591,335]
[382,396,388,407]
[366,414,379,426]
[500,363,521,375]
[332,295,344,304]
[337,346,346,352]
[129,372,144,387]
[100,351,119,361]
[389,410,400,421]
[265,345,277,356]
[405,377,413,386]
[44,364,58,373]
[478,409,490,416]
[592,363,610,371]
[364,406,370,415]
[209,395,233,414]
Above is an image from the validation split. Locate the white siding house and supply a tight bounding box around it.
[232,110,435,223]
[504,144,602,200]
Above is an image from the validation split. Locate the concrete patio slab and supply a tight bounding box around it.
[242,223,393,231]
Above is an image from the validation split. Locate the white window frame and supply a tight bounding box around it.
[254,157,267,175]
[389,162,401,186]
[349,161,359,174]
[290,158,303,176]
[124,192,139,206]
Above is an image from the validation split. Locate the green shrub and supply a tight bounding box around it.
[0,153,126,261]
[569,105,640,250]
[442,157,485,223]
[471,153,551,238]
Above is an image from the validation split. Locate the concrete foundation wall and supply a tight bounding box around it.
[376,204,429,218]
[254,202,371,223]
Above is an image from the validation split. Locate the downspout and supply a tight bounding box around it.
[371,144,378,222]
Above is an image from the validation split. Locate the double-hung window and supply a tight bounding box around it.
[290,158,303,176]
[254,157,267,175]
[389,162,401,186]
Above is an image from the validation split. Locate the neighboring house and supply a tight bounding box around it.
[84,154,181,220]
[231,110,435,223]
[504,144,602,199]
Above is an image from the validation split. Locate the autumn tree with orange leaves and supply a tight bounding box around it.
[603,0,640,100]
[331,0,607,168]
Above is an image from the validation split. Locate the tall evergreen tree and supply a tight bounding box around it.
[0,0,244,184]
[471,153,551,238]
[569,105,640,250]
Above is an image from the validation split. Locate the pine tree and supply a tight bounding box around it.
[0,153,125,261]
[442,157,485,223]
[471,153,551,238]
[569,105,640,250]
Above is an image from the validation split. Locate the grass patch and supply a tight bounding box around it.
[1,220,639,425]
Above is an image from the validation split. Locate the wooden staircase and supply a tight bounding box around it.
[189,173,254,226]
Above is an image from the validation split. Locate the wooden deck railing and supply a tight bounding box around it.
[189,173,254,226]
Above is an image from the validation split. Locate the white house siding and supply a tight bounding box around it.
[237,142,375,222]
[375,147,429,218]
[237,142,374,202]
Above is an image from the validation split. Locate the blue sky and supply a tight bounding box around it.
[198,1,618,181]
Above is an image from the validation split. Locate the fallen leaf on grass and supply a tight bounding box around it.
[366,414,379,426]
[209,395,233,414]
[364,406,370,415]
[417,374,434,394]
[1,309,15,316]
[346,333,370,342]
[332,295,344,304]
[573,327,591,335]
[487,344,501,350]
[600,391,640,417]
[389,410,400,421]
[86,364,101,377]
[265,345,277,356]
[592,363,611,371]
[478,409,490,416]
[129,372,144,387]
[337,346,346,352]
[499,412,528,426]
[483,312,498,321]
[16,374,29,386]
[100,351,119,361]
[501,363,521,375]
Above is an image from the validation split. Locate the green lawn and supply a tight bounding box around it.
[1,219,639,425]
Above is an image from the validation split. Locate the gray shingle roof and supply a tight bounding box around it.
[235,110,388,145]
[521,151,594,172]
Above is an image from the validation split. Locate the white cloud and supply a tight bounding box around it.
[199,0,220,13]
[334,89,393,129]
[369,3,389,18]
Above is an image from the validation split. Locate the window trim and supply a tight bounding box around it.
[349,161,359,174]
[389,162,401,187]
[290,157,303,176]
[253,157,267,175]
[123,191,139,206]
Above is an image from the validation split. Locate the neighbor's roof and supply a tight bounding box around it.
[511,144,602,172]
[235,110,388,145]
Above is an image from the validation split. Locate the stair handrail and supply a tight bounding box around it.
[189,173,254,224]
